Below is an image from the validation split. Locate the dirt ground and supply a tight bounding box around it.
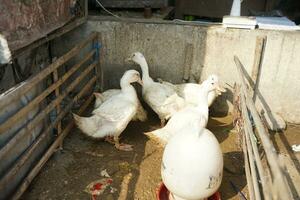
[21,108,299,200]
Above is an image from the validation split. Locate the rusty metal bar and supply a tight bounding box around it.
[0,62,97,190]
[0,49,96,133]
[234,56,293,200]
[11,79,95,200]
[0,32,97,110]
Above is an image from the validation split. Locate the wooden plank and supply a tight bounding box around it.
[0,72,97,191]
[0,61,96,160]
[0,32,96,110]
[0,50,96,133]
[234,56,293,200]
[11,91,94,200]
[13,17,86,57]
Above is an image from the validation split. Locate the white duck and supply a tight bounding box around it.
[161,124,223,200]
[93,89,147,122]
[158,74,226,107]
[145,76,221,146]
[126,52,185,126]
[0,34,11,64]
[73,70,142,151]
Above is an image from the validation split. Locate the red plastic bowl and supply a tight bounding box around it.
[156,182,221,200]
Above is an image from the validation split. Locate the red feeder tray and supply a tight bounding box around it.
[156,182,221,200]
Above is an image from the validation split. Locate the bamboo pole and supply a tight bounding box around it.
[242,102,261,200]
[11,80,95,200]
[0,60,96,160]
[234,56,293,200]
[234,84,255,200]
[242,127,255,200]
[0,64,97,189]
[0,50,96,133]
[0,32,96,110]
[240,93,271,200]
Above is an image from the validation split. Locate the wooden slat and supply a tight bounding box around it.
[241,93,271,200]
[0,50,96,133]
[11,92,94,200]
[0,32,96,110]
[242,128,255,200]
[0,61,96,160]
[0,73,97,190]
[234,56,293,200]
[241,97,261,200]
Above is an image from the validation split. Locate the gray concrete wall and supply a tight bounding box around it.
[73,18,299,124]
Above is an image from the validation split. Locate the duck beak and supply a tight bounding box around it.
[137,78,143,86]
[216,83,226,93]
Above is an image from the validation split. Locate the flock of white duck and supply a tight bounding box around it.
[73,52,226,200]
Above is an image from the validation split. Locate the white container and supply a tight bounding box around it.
[161,127,223,200]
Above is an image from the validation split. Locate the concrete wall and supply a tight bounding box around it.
[74,18,299,124]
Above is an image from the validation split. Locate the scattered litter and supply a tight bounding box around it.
[101,169,111,178]
[110,186,117,193]
[292,145,300,152]
[84,178,113,200]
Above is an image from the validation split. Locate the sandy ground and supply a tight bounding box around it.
[21,108,299,200]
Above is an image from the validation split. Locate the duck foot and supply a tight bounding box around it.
[160,119,166,127]
[115,143,133,151]
[105,136,115,144]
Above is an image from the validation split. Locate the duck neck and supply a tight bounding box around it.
[120,79,136,96]
[195,87,210,117]
[138,58,153,85]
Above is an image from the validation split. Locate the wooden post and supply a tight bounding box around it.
[251,36,266,102]
[48,41,62,143]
